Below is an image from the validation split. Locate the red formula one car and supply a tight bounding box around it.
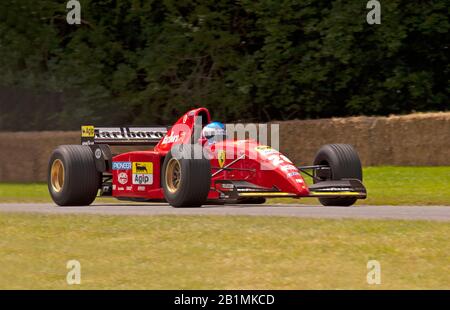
[48,108,367,207]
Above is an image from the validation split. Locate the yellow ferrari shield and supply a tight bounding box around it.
[218,150,226,168]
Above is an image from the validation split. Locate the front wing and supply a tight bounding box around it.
[213,179,367,200]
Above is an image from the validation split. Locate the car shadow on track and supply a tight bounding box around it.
[87,203,320,208]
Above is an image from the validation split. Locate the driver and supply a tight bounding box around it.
[201,122,227,145]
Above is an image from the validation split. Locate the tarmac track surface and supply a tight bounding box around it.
[0,203,449,221]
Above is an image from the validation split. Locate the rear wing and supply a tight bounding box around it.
[81,126,168,146]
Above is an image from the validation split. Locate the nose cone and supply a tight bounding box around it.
[251,144,309,196]
[212,140,309,196]
[278,166,309,195]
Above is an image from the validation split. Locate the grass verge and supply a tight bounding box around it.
[0,166,449,205]
[271,166,450,205]
[0,213,448,289]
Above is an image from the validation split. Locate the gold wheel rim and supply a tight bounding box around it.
[166,158,181,193]
[50,159,65,193]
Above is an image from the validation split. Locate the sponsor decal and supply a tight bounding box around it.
[126,186,132,191]
[133,174,153,185]
[238,188,267,192]
[81,125,95,138]
[112,162,132,170]
[256,145,296,173]
[81,140,94,146]
[137,186,146,191]
[132,162,153,174]
[162,132,181,144]
[296,178,304,183]
[221,183,234,189]
[118,172,128,185]
[255,145,271,151]
[267,154,286,167]
[183,115,188,123]
[256,145,279,156]
[132,162,153,185]
[93,127,167,141]
[118,187,125,191]
[317,187,353,192]
[281,164,298,172]
[112,184,116,190]
[265,153,294,167]
[218,150,226,168]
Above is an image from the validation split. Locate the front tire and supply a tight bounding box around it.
[313,144,362,207]
[48,145,101,206]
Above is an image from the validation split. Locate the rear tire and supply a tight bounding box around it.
[313,144,362,207]
[48,145,101,206]
[162,145,211,208]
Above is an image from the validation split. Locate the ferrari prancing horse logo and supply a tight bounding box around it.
[218,150,226,168]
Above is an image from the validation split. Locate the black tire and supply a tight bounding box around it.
[313,144,362,207]
[48,145,101,206]
[161,145,211,208]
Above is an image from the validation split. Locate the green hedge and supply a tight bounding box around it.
[0,0,448,130]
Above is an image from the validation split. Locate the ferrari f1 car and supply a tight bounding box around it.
[48,108,367,207]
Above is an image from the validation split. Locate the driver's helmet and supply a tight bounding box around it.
[201,122,227,145]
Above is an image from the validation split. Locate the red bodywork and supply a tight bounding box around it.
[110,108,309,202]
